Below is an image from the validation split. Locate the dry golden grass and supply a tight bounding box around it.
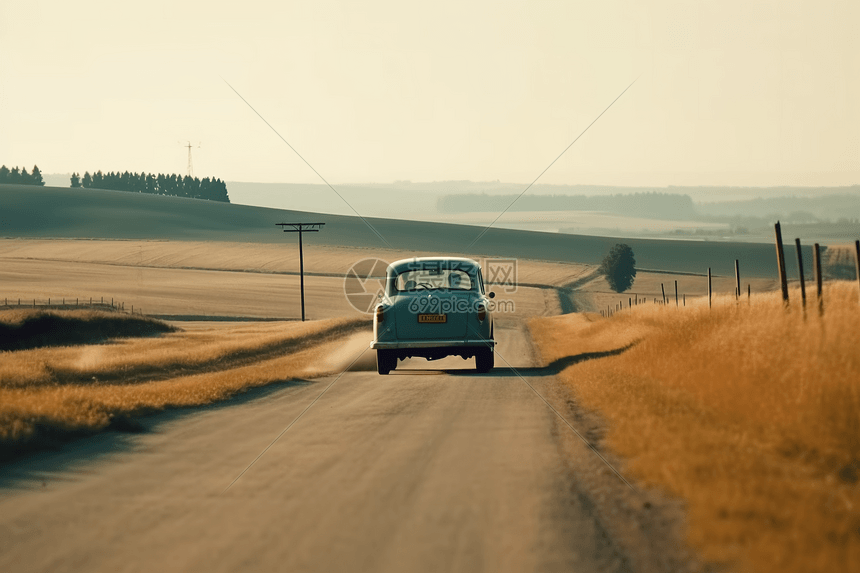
[0,313,368,458]
[529,282,860,573]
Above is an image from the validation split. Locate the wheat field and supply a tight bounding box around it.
[529,282,860,573]
[0,310,368,459]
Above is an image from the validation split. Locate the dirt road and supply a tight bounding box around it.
[0,320,650,573]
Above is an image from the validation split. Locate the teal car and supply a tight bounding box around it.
[370,257,496,375]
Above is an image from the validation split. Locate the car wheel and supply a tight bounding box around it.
[377,350,396,375]
[475,348,493,373]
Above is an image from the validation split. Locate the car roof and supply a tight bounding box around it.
[387,257,481,274]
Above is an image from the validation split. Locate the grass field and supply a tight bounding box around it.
[0,310,368,460]
[0,238,591,288]
[1,184,804,277]
[529,281,860,573]
[569,269,779,315]
[824,244,860,280]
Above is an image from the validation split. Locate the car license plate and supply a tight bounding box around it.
[418,314,447,323]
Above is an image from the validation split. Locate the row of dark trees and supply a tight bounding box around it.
[0,165,45,186]
[71,171,230,203]
[437,192,697,220]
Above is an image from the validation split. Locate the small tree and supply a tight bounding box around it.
[599,243,636,293]
[31,165,44,186]
[70,172,82,187]
[82,171,92,188]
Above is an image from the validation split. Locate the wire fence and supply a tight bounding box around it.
[600,229,860,318]
[1,296,145,315]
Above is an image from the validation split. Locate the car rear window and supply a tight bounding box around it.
[395,268,474,292]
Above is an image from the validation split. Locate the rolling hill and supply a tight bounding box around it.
[0,184,806,278]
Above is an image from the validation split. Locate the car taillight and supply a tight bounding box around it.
[477,304,486,322]
[376,306,384,324]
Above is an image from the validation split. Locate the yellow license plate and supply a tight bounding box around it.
[418,314,447,323]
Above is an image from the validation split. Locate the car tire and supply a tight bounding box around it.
[377,350,396,375]
[475,348,493,373]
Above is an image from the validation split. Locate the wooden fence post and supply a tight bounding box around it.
[734,259,740,299]
[855,240,860,302]
[774,222,789,304]
[674,280,679,307]
[813,243,823,302]
[795,238,806,308]
[661,283,666,304]
[708,267,712,308]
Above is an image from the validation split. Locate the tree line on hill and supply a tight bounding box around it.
[70,170,230,203]
[0,165,45,186]
[436,192,697,220]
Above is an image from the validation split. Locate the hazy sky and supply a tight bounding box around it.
[1,0,858,188]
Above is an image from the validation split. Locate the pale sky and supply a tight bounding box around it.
[1,0,858,188]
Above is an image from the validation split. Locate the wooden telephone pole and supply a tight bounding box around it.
[277,223,325,321]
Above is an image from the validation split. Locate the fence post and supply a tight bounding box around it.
[683,293,686,306]
[734,259,740,299]
[661,283,666,304]
[795,238,806,308]
[708,267,712,308]
[855,240,860,302]
[674,280,679,307]
[813,243,823,315]
[774,222,789,304]
[812,243,822,299]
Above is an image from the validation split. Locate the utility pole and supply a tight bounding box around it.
[277,223,325,321]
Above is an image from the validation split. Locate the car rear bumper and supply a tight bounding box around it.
[370,339,495,350]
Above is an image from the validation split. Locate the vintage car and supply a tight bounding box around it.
[370,257,496,374]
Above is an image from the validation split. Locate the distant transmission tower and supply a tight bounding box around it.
[179,141,201,177]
